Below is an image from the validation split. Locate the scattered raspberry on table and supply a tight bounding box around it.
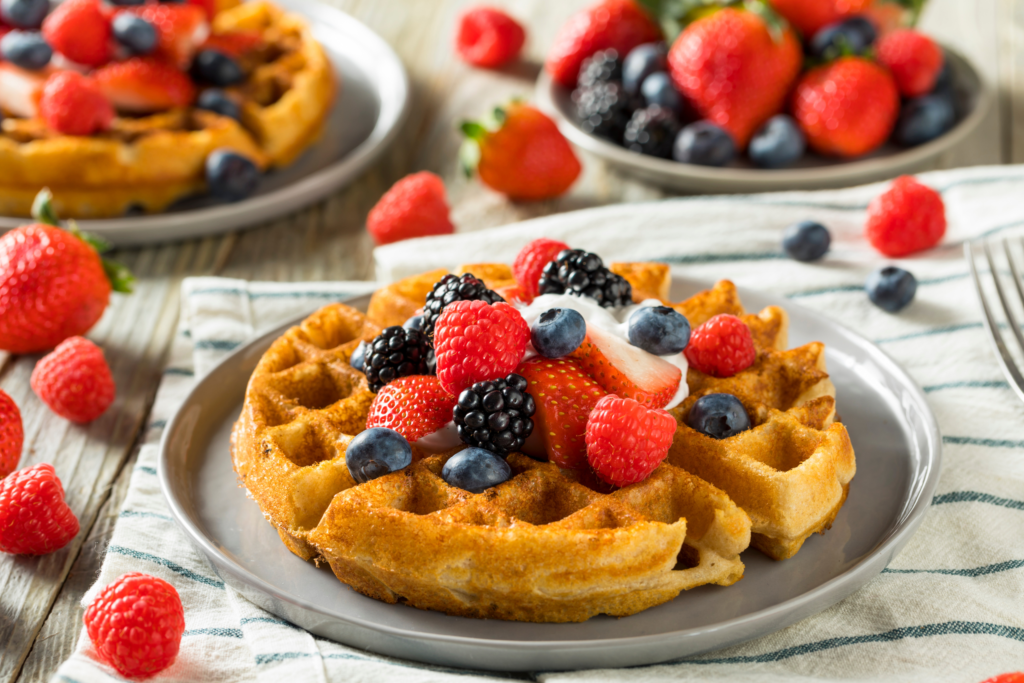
[31,336,116,423]
[366,171,456,245]
[0,463,80,555]
[455,6,525,69]
[0,390,23,479]
[85,572,186,678]
[865,175,946,257]
[586,394,676,487]
[685,314,757,378]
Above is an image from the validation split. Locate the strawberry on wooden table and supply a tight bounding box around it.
[570,324,681,409]
[0,463,80,555]
[366,171,455,245]
[31,336,116,423]
[93,57,197,113]
[667,4,802,149]
[0,390,23,479]
[461,102,581,201]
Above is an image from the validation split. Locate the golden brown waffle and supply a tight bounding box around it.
[0,0,333,218]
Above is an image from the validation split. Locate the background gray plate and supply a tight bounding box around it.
[535,48,990,194]
[159,275,942,672]
[0,0,409,246]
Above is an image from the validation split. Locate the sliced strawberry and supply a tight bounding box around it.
[366,375,456,443]
[0,63,47,118]
[93,58,196,113]
[516,357,607,469]
[570,324,681,409]
[494,283,532,305]
[201,30,263,58]
[128,4,208,70]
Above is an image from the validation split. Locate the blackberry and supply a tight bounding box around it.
[577,49,621,88]
[363,326,432,392]
[421,273,503,339]
[537,249,632,308]
[572,81,636,143]
[453,374,535,457]
[623,105,680,159]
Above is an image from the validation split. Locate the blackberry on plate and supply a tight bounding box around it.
[421,273,503,339]
[537,248,633,308]
[453,373,535,457]
[573,81,635,143]
[441,447,512,493]
[363,326,432,392]
[687,394,750,440]
[624,105,680,159]
[577,49,621,88]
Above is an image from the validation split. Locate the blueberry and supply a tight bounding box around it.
[932,57,953,94]
[673,121,736,167]
[808,16,877,60]
[622,42,667,96]
[403,314,424,332]
[205,149,260,202]
[749,114,806,169]
[866,266,917,313]
[894,93,955,147]
[350,340,366,372]
[638,72,682,115]
[627,306,690,355]
[0,30,50,70]
[687,394,750,440]
[197,88,241,121]
[0,0,48,29]
[531,308,586,358]
[112,14,157,55]
[782,220,831,262]
[192,49,245,86]
[345,427,412,484]
[441,447,512,493]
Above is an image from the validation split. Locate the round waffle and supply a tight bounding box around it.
[0,0,334,218]
[231,266,856,622]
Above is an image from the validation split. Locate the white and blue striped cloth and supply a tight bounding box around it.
[56,165,1024,682]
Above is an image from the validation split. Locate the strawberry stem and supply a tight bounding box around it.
[30,189,60,227]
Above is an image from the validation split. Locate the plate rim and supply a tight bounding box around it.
[535,46,992,191]
[158,277,942,661]
[0,0,411,244]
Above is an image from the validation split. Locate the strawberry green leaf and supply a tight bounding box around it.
[744,0,787,43]
[102,259,135,294]
[889,0,926,26]
[30,189,60,227]
[67,221,113,254]
[459,139,481,178]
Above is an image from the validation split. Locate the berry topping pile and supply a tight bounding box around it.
[537,248,632,307]
[422,273,504,340]
[362,326,433,393]
[453,373,535,456]
[685,314,757,378]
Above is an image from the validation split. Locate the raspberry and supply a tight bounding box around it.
[0,463,80,555]
[981,675,1024,683]
[865,175,946,257]
[512,238,569,299]
[585,394,676,487]
[366,375,457,442]
[684,314,756,378]
[42,0,112,67]
[367,172,455,245]
[876,29,943,98]
[85,572,185,678]
[31,337,116,423]
[38,72,114,136]
[455,6,525,69]
[0,390,22,478]
[434,300,529,396]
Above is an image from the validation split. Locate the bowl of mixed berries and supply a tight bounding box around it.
[534,0,990,193]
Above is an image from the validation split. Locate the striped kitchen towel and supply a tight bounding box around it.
[56,164,1023,682]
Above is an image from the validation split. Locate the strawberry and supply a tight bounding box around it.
[865,175,946,256]
[42,0,112,67]
[365,375,457,443]
[461,102,581,201]
[545,0,661,88]
[767,0,875,38]
[586,394,675,487]
[93,58,196,113]
[127,4,209,70]
[188,0,218,22]
[456,7,526,69]
[0,63,47,119]
[791,56,899,158]
[863,2,907,36]
[876,29,943,97]
[667,6,802,149]
[0,390,23,479]
[980,675,1024,683]
[512,238,569,299]
[201,30,264,58]
[366,172,455,245]
[0,190,133,354]
[570,324,680,409]
[516,357,607,469]
[39,71,114,136]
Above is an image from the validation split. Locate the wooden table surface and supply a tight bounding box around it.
[0,0,1021,680]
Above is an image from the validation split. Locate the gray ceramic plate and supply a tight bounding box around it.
[159,275,942,672]
[535,48,990,194]
[0,0,409,246]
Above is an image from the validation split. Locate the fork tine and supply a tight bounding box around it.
[986,240,1024,351]
[966,240,1024,405]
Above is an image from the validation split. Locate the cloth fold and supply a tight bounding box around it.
[55,165,1024,683]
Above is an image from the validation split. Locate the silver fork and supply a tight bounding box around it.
[966,238,1024,404]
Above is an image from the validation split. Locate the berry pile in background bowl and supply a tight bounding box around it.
[534,0,991,193]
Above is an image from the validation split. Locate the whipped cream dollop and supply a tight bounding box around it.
[414,421,462,454]
[515,293,689,410]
